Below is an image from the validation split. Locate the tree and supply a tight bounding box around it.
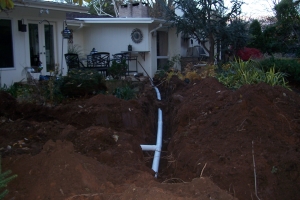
[0,0,91,13]
[88,0,118,16]
[248,19,264,50]
[161,0,245,63]
[0,0,14,12]
[274,0,300,52]
[222,18,249,58]
[145,0,174,19]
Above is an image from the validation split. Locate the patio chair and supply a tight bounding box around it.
[91,52,110,76]
[86,55,93,67]
[64,53,86,72]
[112,52,128,62]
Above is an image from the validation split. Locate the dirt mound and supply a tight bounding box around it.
[1,77,300,200]
[3,139,236,200]
[162,77,300,200]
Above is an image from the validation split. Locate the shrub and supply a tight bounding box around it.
[108,59,128,79]
[60,69,106,97]
[0,156,17,199]
[236,47,263,61]
[113,85,136,100]
[217,59,290,89]
[258,57,300,82]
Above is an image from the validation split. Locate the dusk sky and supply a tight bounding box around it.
[224,0,275,18]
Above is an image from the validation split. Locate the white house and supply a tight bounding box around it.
[66,3,181,78]
[0,1,183,87]
[0,0,88,86]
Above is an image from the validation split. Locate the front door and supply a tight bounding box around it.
[28,20,56,74]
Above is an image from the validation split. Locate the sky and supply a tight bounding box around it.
[224,0,275,18]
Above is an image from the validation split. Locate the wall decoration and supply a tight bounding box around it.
[131,28,143,43]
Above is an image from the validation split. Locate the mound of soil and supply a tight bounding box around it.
[1,77,300,200]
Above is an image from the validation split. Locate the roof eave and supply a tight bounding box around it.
[14,0,89,13]
[75,17,158,24]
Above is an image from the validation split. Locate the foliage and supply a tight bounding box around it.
[146,0,174,19]
[222,18,249,57]
[108,59,128,79]
[257,57,300,82]
[248,20,264,50]
[236,47,263,61]
[72,0,91,6]
[0,156,17,200]
[165,70,185,82]
[264,67,289,87]
[216,59,290,89]
[184,71,201,81]
[154,55,182,80]
[0,69,108,104]
[258,0,300,55]
[113,85,136,100]
[61,69,106,97]
[0,83,21,98]
[261,25,282,53]
[88,0,116,16]
[0,83,38,103]
[67,44,83,58]
[161,0,245,62]
[0,0,14,12]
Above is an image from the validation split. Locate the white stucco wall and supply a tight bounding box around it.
[71,23,153,77]
[0,6,67,86]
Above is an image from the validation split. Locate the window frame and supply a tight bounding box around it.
[0,18,15,69]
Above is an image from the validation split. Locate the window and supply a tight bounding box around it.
[157,31,168,70]
[0,19,14,68]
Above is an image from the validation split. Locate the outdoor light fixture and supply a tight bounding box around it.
[61,21,71,39]
[61,20,72,75]
[18,19,27,32]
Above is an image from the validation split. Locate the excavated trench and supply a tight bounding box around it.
[2,75,300,200]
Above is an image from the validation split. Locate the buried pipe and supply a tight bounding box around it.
[137,61,163,178]
[140,87,163,178]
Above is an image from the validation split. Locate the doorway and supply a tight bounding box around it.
[28,21,55,74]
[157,31,169,70]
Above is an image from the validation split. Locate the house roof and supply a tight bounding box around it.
[13,0,89,13]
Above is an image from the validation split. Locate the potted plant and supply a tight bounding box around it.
[36,61,43,72]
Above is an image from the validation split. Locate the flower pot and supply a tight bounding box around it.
[30,72,40,80]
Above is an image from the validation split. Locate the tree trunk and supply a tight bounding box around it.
[208,34,215,63]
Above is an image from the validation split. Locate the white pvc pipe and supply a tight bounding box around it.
[140,145,156,151]
[154,87,161,100]
[140,86,163,178]
[152,108,163,178]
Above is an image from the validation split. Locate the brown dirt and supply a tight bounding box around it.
[1,77,300,200]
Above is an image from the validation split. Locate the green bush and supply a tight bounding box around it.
[217,59,290,89]
[60,69,106,97]
[258,57,300,82]
[0,83,39,103]
[217,59,263,89]
[113,85,136,100]
[0,156,17,200]
[108,59,128,79]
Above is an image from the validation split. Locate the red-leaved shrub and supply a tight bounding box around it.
[237,47,263,61]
